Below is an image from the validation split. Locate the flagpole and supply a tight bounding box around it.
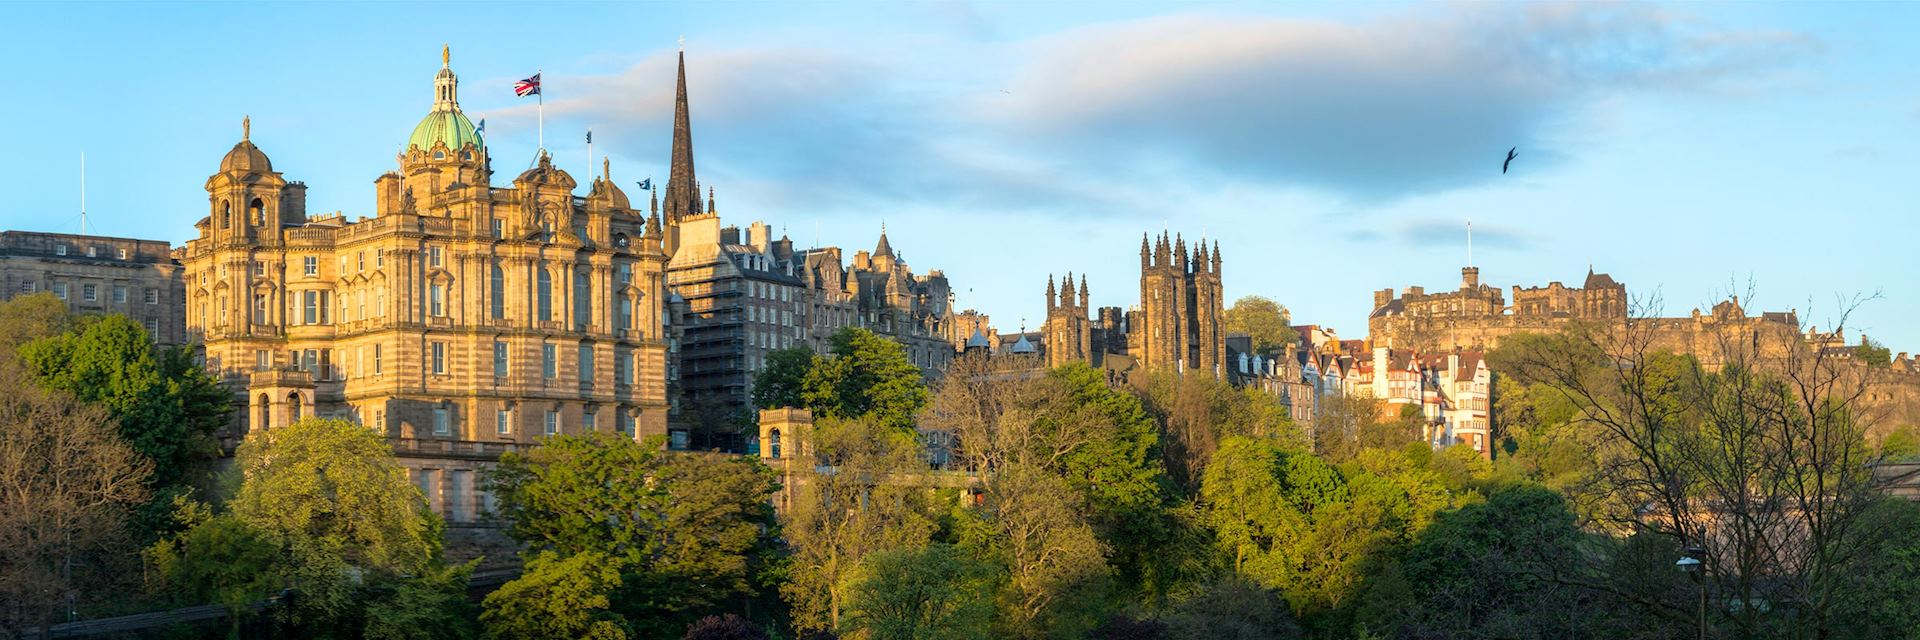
[537,68,545,153]
[80,152,87,236]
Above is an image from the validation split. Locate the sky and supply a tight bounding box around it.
[2,1,1916,350]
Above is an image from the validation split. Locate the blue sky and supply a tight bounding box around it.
[2,1,1915,350]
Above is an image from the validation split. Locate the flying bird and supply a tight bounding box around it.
[1502,147,1517,174]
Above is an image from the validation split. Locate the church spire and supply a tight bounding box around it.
[662,48,700,221]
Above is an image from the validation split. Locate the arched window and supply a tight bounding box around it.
[249,198,266,225]
[536,264,553,321]
[287,391,302,421]
[220,200,232,229]
[491,263,506,320]
[257,393,271,432]
[769,428,782,459]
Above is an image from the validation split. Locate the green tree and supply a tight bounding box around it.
[1829,498,1920,639]
[488,433,779,635]
[843,543,997,640]
[750,346,815,410]
[1160,578,1302,640]
[18,314,228,538]
[1854,337,1893,368]
[1222,296,1298,353]
[801,328,928,431]
[144,498,280,635]
[227,417,455,635]
[0,292,74,355]
[782,416,940,632]
[482,550,630,640]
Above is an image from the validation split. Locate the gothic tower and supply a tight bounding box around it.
[661,49,703,223]
[1044,273,1092,368]
[1128,230,1224,378]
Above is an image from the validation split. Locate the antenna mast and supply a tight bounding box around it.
[1466,218,1473,268]
[80,152,88,236]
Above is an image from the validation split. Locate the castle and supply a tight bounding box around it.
[1368,266,1627,351]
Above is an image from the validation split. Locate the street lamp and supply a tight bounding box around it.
[1676,547,1707,640]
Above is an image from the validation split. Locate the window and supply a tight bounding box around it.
[356,290,366,320]
[582,411,596,431]
[574,270,592,329]
[431,342,446,375]
[542,344,556,379]
[54,245,67,256]
[616,298,632,332]
[491,219,503,239]
[614,351,630,385]
[433,407,451,436]
[429,283,445,317]
[373,344,383,375]
[144,318,159,335]
[376,289,387,317]
[429,246,444,268]
[253,293,269,324]
[536,265,552,321]
[375,249,385,268]
[86,246,97,258]
[357,251,365,271]
[17,281,35,293]
[616,263,632,285]
[254,261,266,277]
[113,285,127,304]
[54,283,67,300]
[81,283,97,302]
[303,256,318,276]
[490,264,506,319]
[616,411,634,435]
[117,248,128,260]
[375,410,385,431]
[493,342,509,378]
[578,344,594,381]
[255,350,270,370]
[145,289,158,305]
[544,410,559,436]
[303,291,319,324]
[496,409,511,435]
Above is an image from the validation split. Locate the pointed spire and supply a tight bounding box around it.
[1212,240,1222,273]
[875,222,894,258]
[1061,272,1075,308]
[707,186,715,213]
[1047,275,1057,311]
[1079,274,1089,309]
[1140,233,1151,268]
[662,48,700,220]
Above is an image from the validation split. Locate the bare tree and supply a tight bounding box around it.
[0,363,151,636]
[1500,290,1889,639]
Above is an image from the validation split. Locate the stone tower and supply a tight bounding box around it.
[1044,273,1093,368]
[1129,231,1224,378]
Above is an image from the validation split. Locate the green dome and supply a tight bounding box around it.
[408,108,483,153]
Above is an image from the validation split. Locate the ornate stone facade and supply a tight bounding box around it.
[0,231,185,344]
[1038,231,1225,379]
[180,49,672,525]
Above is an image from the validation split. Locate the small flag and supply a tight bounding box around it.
[635,178,652,191]
[586,130,593,144]
[475,118,485,134]
[514,74,542,97]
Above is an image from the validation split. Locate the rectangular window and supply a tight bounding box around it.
[574,271,592,330]
[254,261,266,277]
[53,283,67,300]
[55,244,67,256]
[376,290,387,317]
[496,409,511,435]
[614,352,630,385]
[491,219,504,239]
[303,291,319,324]
[431,342,446,375]
[430,284,444,317]
[616,263,632,285]
[375,410,385,431]
[375,249,385,268]
[82,283,97,302]
[617,298,632,332]
[17,281,35,293]
[542,344,556,379]
[374,344,383,375]
[433,407,451,436]
[319,291,330,324]
[357,251,365,271]
[303,256,318,276]
[544,410,559,436]
[145,289,158,305]
[113,285,127,304]
[144,318,159,335]
[494,342,509,378]
[255,350,269,370]
[578,344,594,381]
[617,411,633,435]
[429,246,444,268]
[582,412,596,432]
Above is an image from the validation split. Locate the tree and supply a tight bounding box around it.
[1131,370,1302,491]
[18,314,228,537]
[1222,296,1298,353]
[782,417,940,632]
[975,465,1112,638]
[0,292,74,356]
[144,498,280,634]
[751,346,815,410]
[684,613,768,640]
[228,417,450,634]
[801,328,928,431]
[1310,393,1388,462]
[1828,498,1920,639]
[488,433,779,635]
[842,543,996,640]
[483,550,630,640]
[1495,296,1893,638]
[1160,578,1301,640]
[1853,337,1892,368]
[0,362,151,636]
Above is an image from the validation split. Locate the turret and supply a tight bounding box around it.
[1060,272,1076,309]
[1046,275,1057,311]
[1078,274,1089,310]
[1140,233,1151,269]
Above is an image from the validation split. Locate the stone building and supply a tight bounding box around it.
[1369,266,1630,351]
[1038,231,1224,380]
[0,230,186,344]
[179,47,672,526]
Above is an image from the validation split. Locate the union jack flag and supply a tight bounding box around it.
[513,74,541,97]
